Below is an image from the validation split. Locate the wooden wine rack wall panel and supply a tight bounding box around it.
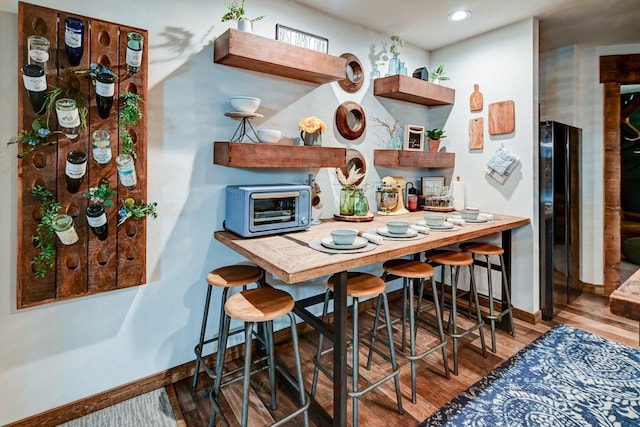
[17,2,148,308]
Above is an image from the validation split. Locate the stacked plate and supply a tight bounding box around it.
[376,227,419,238]
[321,236,368,250]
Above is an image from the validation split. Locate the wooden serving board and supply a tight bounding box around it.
[334,213,374,222]
[488,100,515,135]
[469,117,484,150]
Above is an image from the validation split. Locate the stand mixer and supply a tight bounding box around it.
[376,176,410,215]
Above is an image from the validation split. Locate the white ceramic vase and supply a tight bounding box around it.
[237,19,252,32]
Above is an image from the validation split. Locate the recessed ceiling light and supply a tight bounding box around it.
[449,10,471,22]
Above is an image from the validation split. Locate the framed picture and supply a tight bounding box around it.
[403,125,425,151]
[276,24,329,53]
[421,176,445,196]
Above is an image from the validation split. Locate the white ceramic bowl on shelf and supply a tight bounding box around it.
[229,96,261,113]
[257,129,281,144]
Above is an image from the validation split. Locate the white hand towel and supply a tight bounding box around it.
[410,224,430,234]
[447,217,466,226]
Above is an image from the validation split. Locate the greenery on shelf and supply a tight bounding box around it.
[84,181,117,207]
[426,128,447,140]
[221,0,265,22]
[31,185,61,279]
[117,198,158,227]
[389,35,404,54]
[118,92,144,159]
[6,118,62,158]
[429,64,450,82]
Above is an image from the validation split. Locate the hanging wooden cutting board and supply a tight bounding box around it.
[469,117,484,150]
[488,100,515,135]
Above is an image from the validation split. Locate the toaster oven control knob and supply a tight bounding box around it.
[300,216,309,225]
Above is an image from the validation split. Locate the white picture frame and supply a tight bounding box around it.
[276,24,329,53]
[403,124,425,151]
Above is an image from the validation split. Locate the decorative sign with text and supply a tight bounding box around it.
[276,24,328,53]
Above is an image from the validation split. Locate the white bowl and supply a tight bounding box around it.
[386,221,410,235]
[230,96,261,113]
[257,129,281,144]
[331,229,357,245]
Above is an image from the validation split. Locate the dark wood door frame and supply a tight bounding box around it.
[599,54,640,294]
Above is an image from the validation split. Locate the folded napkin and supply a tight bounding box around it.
[447,217,466,226]
[358,231,383,245]
[414,220,427,226]
[410,224,430,234]
[478,213,493,221]
[487,143,517,175]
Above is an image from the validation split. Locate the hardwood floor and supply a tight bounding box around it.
[171,291,638,426]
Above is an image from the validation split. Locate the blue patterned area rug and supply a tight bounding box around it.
[421,324,640,427]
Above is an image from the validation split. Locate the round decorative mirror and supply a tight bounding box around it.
[338,53,364,93]
[335,101,366,140]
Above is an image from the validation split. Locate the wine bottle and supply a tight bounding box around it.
[95,72,115,119]
[64,17,84,66]
[65,151,87,193]
[86,204,108,240]
[91,129,112,165]
[116,153,137,189]
[51,214,79,245]
[125,32,144,74]
[21,64,47,115]
[55,98,81,139]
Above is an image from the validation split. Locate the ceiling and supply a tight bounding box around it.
[290,0,640,52]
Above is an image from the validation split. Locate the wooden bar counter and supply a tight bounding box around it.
[214,211,530,426]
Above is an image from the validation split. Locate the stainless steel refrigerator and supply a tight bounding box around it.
[539,120,582,320]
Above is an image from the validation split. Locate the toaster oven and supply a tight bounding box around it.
[225,184,311,237]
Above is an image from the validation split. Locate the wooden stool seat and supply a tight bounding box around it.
[383,259,435,279]
[225,288,294,322]
[459,242,504,256]
[328,272,385,298]
[427,250,473,266]
[207,265,263,287]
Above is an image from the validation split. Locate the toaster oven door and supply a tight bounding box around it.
[249,191,299,232]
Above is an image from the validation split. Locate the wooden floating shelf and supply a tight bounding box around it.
[373,75,455,106]
[214,29,347,84]
[374,149,455,168]
[214,142,346,168]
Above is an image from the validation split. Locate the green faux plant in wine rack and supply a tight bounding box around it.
[84,181,117,207]
[118,91,144,159]
[31,185,61,279]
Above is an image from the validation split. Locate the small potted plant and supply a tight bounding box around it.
[221,0,265,32]
[426,128,446,152]
[429,64,450,84]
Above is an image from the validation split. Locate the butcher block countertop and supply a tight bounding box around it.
[214,212,530,284]
[610,268,640,321]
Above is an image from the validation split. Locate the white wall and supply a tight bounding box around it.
[0,0,435,423]
[430,19,539,312]
[0,1,540,423]
[540,42,640,285]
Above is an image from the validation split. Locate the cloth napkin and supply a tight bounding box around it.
[479,213,493,221]
[447,217,466,226]
[357,231,383,245]
[487,143,517,175]
[410,224,430,234]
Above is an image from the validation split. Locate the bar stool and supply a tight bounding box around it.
[459,242,516,352]
[311,272,403,426]
[367,259,450,403]
[212,287,309,427]
[193,265,263,388]
[425,250,487,375]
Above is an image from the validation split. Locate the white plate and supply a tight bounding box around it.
[376,227,419,238]
[429,222,454,230]
[450,214,489,223]
[321,236,367,250]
